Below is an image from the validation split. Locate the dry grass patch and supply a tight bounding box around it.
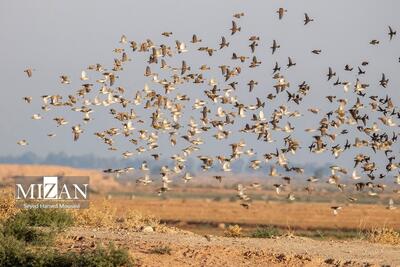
[367,227,400,245]
[71,200,117,228]
[0,188,18,221]
[224,224,242,237]
[121,210,168,232]
[71,201,170,232]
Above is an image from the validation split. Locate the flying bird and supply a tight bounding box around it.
[304,13,314,25]
[277,8,287,20]
[271,40,280,54]
[24,68,34,77]
[331,206,342,216]
[388,26,396,40]
[230,21,241,35]
[72,125,83,141]
[287,57,296,68]
[23,96,32,104]
[387,198,396,210]
[233,12,245,19]
[327,67,336,81]
[17,139,28,146]
[379,73,389,88]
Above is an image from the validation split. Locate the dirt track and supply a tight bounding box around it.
[61,227,400,266]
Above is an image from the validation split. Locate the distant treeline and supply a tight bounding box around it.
[0,152,330,176]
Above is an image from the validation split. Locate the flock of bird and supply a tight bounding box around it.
[20,9,399,214]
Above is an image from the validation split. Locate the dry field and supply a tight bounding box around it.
[104,197,400,232]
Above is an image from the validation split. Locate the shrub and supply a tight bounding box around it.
[0,188,18,222]
[71,243,134,267]
[19,208,73,229]
[122,210,163,232]
[3,208,74,245]
[72,204,169,232]
[71,201,116,228]
[0,235,29,267]
[0,205,134,266]
[224,224,242,237]
[251,226,281,238]
[367,227,400,245]
[3,216,45,245]
[0,236,134,267]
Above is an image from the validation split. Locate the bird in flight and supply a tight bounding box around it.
[24,68,34,77]
[388,26,396,40]
[304,13,314,25]
[277,8,287,20]
[327,67,336,81]
[19,6,400,215]
[331,206,342,216]
[271,40,280,54]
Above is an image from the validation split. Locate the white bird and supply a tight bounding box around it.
[140,161,149,171]
[176,40,188,53]
[80,70,89,81]
[331,206,342,215]
[17,139,28,146]
[31,114,42,120]
[269,166,279,177]
[273,184,283,194]
[342,82,351,92]
[222,161,231,172]
[72,125,83,141]
[182,172,193,183]
[395,174,400,185]
[387,198,396,210]
[120,34,127,44]
[122,151,133,158]
[351,170,361,180]
[287,193,295,201]
[137,174,153,185]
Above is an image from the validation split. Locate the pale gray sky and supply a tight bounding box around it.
[0,0,399,169]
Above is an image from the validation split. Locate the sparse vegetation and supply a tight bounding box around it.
[71,201,168,233]
[148,245,172,255]
[1,202,73,245]
[0,191,135,266]
[122,210,167,232]
[367,227,400,245]
[0,237,134,267]
[298,229,365,240]
[18,208,74,229]
[0,188,18,221]
[251,226,281,238]
[224,224,242,237]
[71,200,117,228]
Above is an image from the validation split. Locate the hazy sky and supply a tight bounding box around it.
[1,0,399,169]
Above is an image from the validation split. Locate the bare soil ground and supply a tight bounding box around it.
[60,227,400,266]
